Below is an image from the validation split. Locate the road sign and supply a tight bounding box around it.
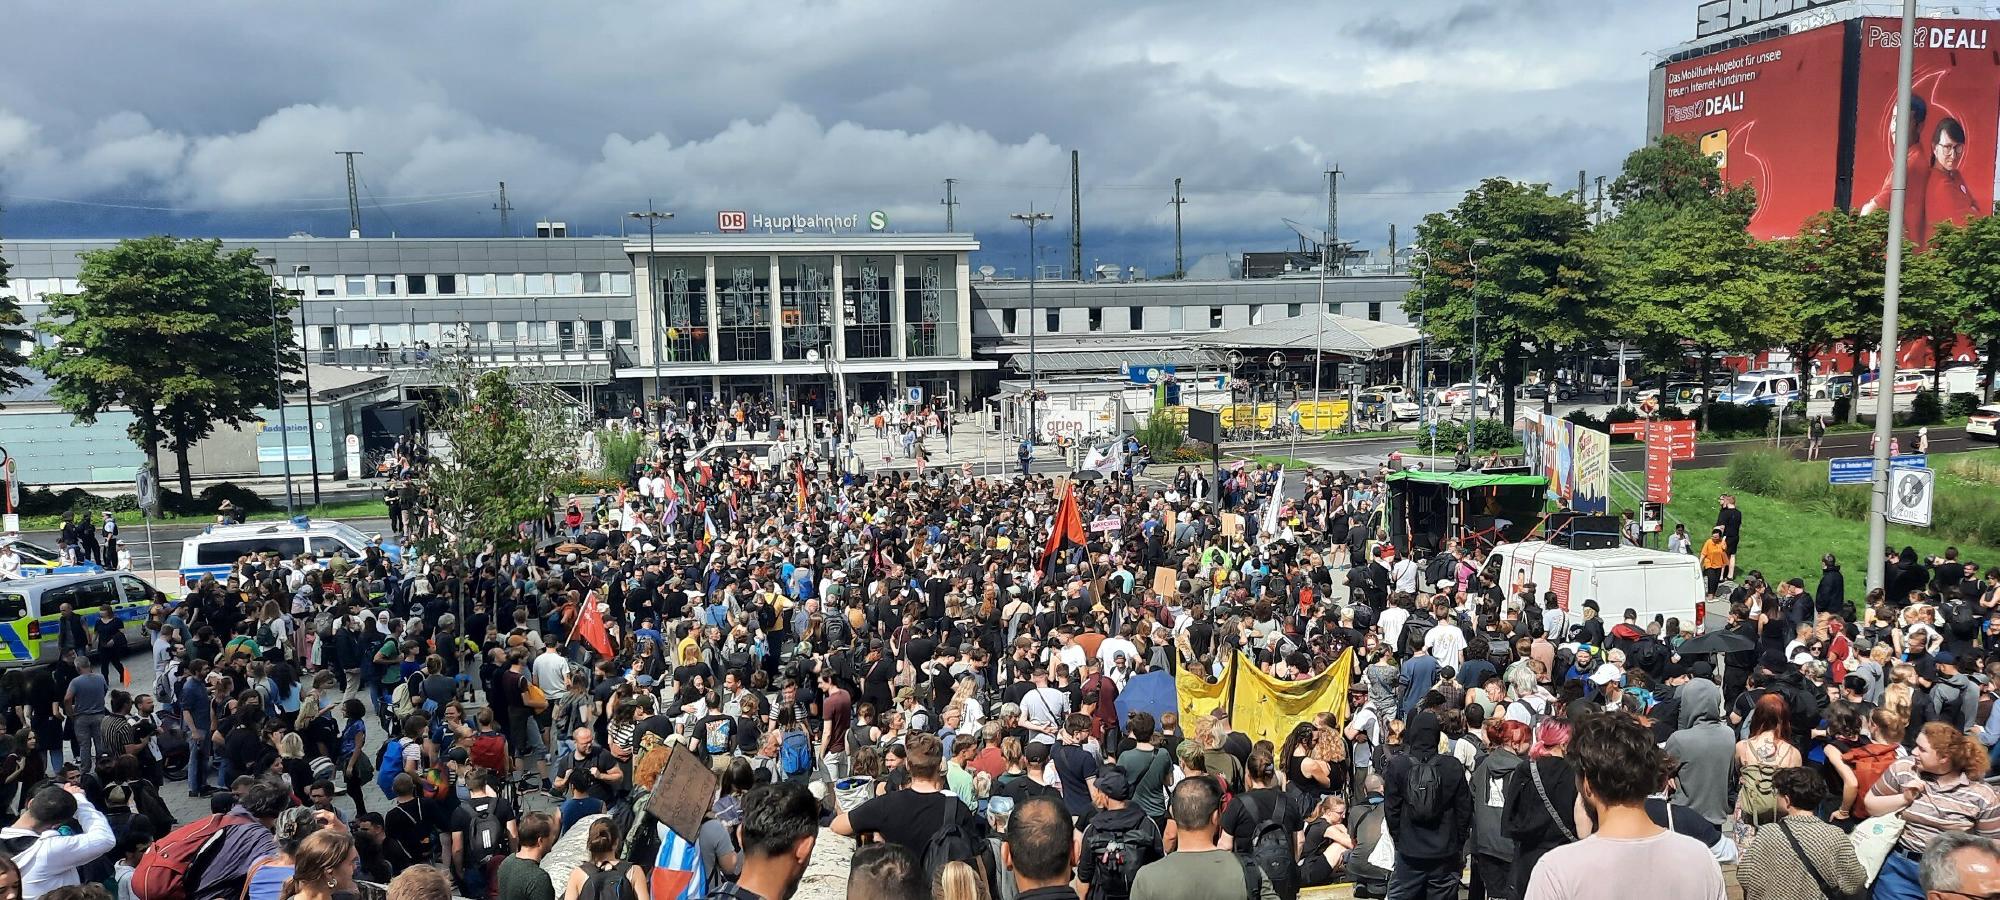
[1645,445,1673,504]
[907,386,924,404]
[134,467,158,515]
[1829,457,1873,485]
[345,434,363,479]
[1609,421,1646,436]
[1887,467,1935,527]
[1891,454,1927,470]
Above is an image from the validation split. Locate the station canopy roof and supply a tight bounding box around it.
[1000,347,1220,374]
[1189,312,1421,358]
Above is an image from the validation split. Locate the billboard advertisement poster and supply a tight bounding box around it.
[1572,426,1611,514]
[1850,18,2000,251]
[1660,25,1849,238]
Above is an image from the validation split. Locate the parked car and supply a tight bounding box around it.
[1969,404,2000,442]
[1517,380,1576,402]
[1713,370,1801,406]
[1356,391,1421,421]
[1635,382,1707,407]
[1860,370,1927,396]
[1363,384,1413,403]
[1810,374,1855,400]
[685,439,784,473]
[1436,382,1498,409]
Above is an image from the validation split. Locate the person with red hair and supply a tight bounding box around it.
[1862,722,2000,899]
[1502,719,1578,897]
[1734,693,1801,830]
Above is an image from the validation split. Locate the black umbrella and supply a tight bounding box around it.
[1675,630,1756,655]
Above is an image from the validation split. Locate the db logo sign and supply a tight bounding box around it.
[717,211,747,232]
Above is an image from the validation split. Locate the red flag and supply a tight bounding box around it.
[570,593,614,658]
[1038,482,1088,571]
[796,463,809,516]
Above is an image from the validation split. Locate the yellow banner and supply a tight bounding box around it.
[1176,649,1354,748]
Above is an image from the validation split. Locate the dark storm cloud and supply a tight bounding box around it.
[0,0,1694,267]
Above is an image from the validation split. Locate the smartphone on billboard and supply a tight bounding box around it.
[1700,129,1729,176]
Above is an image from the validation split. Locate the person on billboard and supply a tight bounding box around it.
[1920,117,1982,245]
[1861,94,1930,242]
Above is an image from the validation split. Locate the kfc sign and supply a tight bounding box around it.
[718,211,747,232]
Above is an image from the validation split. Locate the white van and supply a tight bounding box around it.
[1479,541,1711,637]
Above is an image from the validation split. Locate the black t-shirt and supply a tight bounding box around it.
[998,776,1063,812]
[1222,788,1302,852]
[847,788,982,857]
[448,794,518,860]
[557,746,619,804]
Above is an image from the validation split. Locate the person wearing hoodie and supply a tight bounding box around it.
[1663,673,1734,826]
[1930,650,1980,732]
[1075,768,1163,899]
[1381,710,1473,900]
[1815,554,1847,619]
[1468,719,1528,900]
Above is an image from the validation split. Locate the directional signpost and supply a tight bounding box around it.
[1829,457,1873,485]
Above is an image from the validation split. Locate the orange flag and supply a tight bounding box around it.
[1038,482,1088,573]
[570,593,614,658]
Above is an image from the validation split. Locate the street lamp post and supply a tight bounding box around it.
[292,265,322,505]
[1411,247,1435,457]
[1010,206,1054,442]
[253,257,297,514]
[1467,238,1491,435]
[1868,0,1920,593]
[628,203,675,413]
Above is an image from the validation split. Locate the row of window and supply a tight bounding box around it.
[998,301,1385,335]
[285,272,633,298]
[312,320,636,351]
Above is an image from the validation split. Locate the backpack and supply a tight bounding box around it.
[1845,743,1901,819]
[470,732,508,775]
[780,730,813,776]
[703,717,736,756]
[1083,819,1157,900]
[391,680,418,719]
[580,861,638,900]
[1403,755,1449,826]
[376,738,404,799]
[130,812,258,900]
[463,796,511,865]
[919,795,989,889]
[1234,794,1300,900]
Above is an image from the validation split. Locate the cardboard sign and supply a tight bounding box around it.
[1221,513,1243,538]
[1090,516,1123,533]
[645,746,720,839]
[1152,566,1178,600]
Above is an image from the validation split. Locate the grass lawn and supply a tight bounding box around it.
[1608,451,2000,590]
[1241,454,1317,470]
[17,498,389,532]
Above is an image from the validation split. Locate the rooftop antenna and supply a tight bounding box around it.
[941,178,959,231]
[494,181,515,237]
[335,151,363,238]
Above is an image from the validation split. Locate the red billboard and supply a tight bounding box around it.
[1850,18,2000,250]
[1661,25,1849,239]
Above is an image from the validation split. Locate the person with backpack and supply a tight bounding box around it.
[1130,776,1278,900]
[831,732,988,879]
[382,773,436,870]
[138,778,287,900]
[1381,709,1473,900]
[1075,769,1161,900]
[1220,750,1300,900]
[553,727,622,809]
[0,783,115,899]
[708,781,818,900]
[450,767,518,900]
[559,819,646,900]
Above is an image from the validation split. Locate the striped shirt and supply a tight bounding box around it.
[1740,814,1868,900]
[1868,759,2000,852]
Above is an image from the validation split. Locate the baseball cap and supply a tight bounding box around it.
[1590,666,1622,686]
[1096,768,1134,802]
[1023,742,1051,764]
[1936,650,1959,667]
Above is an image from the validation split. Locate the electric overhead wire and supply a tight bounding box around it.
[0,190,494,214]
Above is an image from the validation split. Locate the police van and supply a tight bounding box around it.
[0,571,163,667]
[178,517,401,588]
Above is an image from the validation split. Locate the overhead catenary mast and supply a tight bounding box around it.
[335,151,364,237]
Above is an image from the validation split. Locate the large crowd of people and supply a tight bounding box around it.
[0,396,1995,900]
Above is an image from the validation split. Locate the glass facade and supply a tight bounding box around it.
[715,256,772,362]
[841,255,894,359]
[655,256,711,363]
[779,256,834,361]
[903,255,958,358]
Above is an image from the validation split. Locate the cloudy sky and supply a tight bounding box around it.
[0,0,1692,272]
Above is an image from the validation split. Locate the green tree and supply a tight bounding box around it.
[1606,133,1758,222]
[1409,178,1603,427]
[413,365,580,558]
[1782,210,1894,422]
[1928,216,2000,400]
[32,237,298,495]
[0,246,31,401]
[1896,248,1958,395]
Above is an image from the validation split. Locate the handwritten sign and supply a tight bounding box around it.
[1091,516,1123,533]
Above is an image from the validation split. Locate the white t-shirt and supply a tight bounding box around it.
[1378,607,1411,647]
[1346,705,1381,770]
[1021,686,1068,745]
[1425,623,1468,671]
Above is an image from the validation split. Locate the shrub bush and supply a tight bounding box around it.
[1910,390,1944,425]
[597,428,646,479]
[1428,418,1515,451]
[1563,409,1607,433]
[1699,403,1774,435]
[1605,406,1641,426]
[1137,413,1187,457]
[1948,392,1981,419]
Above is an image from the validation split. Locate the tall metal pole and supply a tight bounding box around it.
[1171,178,1186,279]
[1312,168,1333,414]
[1069,152,1082,282]
[1413,247,1434,457]
[941,178,959,232]
[1868,0,1919,593]
[256,258,297,514]
[628,204,674,412]
[292,265,322,505]
[335,151,363,238]
[1012,207,1054,441]
[1468,239,1489,435]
